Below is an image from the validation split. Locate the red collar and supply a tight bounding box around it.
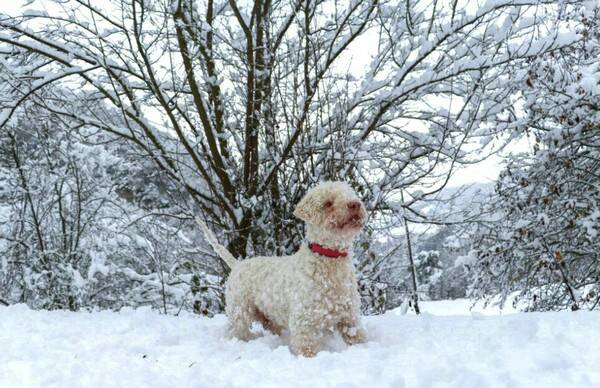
[309,243,348,259]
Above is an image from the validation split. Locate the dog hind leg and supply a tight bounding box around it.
[254,308,282,336]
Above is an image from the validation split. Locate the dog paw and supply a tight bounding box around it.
[341,326,367,345]
[297,346,318,358]
[290,334,321,357]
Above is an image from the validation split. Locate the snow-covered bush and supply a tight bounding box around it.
[0,100,220,312]
[414,250,443,299]
[469,3,600,311]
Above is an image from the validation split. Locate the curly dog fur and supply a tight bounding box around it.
[198,181,367,357]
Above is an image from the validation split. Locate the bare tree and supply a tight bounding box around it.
[0,0,580,282]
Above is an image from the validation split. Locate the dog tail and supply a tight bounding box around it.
[195,217,238,269]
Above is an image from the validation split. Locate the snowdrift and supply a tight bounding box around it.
[1,301,598,388]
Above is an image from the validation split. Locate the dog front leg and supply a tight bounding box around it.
[290,324,321,357]
[337,317,367,345]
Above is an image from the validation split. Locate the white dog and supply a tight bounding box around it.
[198,181,367,357]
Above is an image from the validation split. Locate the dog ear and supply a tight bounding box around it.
[293,191,316,223]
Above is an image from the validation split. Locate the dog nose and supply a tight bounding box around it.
[347,201,361,210]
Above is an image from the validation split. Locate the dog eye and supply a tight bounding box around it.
[323,200,333,208]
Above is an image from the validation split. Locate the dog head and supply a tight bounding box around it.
[294,181,367,244]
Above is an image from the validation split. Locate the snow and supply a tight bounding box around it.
[0,108,11,126]
[2,300,599,388]
[454,250,478,267]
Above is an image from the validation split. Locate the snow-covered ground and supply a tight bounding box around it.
[1,300,598,388]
